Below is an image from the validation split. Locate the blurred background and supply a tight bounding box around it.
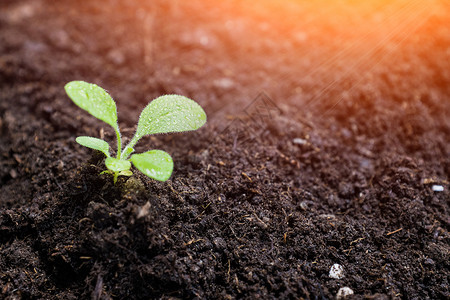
[2,0,448,124]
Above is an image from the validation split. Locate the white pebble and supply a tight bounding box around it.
[329,263,345,279]
[292,138,307,145]
[336,287,354,299]
[432,185,444,192]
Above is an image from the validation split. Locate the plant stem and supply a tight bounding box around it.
[121,136,138,160]
[116,128,122,159]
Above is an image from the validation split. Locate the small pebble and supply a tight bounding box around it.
[329,263,345,279]
[9,169,18,179]
[299,201,308,211]
[137,202,151,219]
[432,185,444,192]
[292,138,307,145]
[336,287,354,299]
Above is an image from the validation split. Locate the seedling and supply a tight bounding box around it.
[65,81,206,183]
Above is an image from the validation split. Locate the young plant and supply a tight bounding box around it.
[65,81,206,183]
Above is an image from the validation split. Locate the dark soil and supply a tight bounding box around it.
[1,0,449,299]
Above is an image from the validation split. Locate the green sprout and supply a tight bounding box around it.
[65,81,206,183]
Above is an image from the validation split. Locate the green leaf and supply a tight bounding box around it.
[135,95,206,140]
[65,81,119,131]
[76,136,110,157]
[105,157,131,172]
[131,150,174,181]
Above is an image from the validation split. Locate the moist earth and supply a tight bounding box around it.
[0,0,449,299]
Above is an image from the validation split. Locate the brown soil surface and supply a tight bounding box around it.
[1,0,449,299]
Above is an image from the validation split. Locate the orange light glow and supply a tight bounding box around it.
[111,0,445,113]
